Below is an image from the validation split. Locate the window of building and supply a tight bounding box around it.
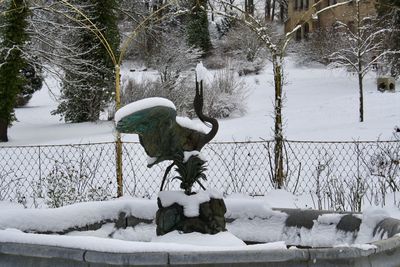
[347,21,355,32]
[296,0,303,10]
[304,23,310,39]
[304,0,309,8]
[295,27,302,41]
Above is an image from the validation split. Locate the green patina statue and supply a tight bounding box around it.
[116,81,218,192]
[117,81,226,236]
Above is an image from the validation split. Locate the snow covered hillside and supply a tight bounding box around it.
[4,57,399,146]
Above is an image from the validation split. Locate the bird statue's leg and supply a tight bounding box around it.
[197,180,206,190]
[200,80,204,99]
[160,162,175,191]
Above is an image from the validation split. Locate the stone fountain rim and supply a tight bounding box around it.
[0,235,400,266]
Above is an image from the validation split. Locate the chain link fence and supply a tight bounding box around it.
[1,140,399,211]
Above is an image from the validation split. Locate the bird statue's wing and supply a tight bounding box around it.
[116,98,177,164]
[116,105,176,136]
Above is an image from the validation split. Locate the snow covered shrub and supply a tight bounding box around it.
[311,155,351,211]
[149,30,202,84]
[122,66,247,119]
[215,22,267,75]
[121,78,159,105]
[118,1,158,62]
[119,28,204,116]
[220,24,264,62]
[214,16,235,39]
[0,172,24,204]
[202,63,248,118]
[203,55,228,70]
[121,75,194,116]
[38,155,113,208]
[292,28,341,66]
[364,140,400,207]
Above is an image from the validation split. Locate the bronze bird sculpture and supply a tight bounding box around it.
[116,81,218,190]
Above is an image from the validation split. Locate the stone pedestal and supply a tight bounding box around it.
[156,196,227,236]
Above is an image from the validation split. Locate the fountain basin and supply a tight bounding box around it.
[1,198,400,266]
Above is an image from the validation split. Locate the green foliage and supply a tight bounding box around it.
[16,62,44,107]
[186,0,212,53]
[0,0,29,141]
[54,0,120,122]
[173,152,207,195]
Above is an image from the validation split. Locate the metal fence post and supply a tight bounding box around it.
[38,146,42,184]
[115,65,123,197]
[116,139,123,197]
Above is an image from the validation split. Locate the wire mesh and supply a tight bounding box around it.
[0,140,399,210]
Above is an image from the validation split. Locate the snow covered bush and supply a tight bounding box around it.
[149,30,202,84]
[121,76,194,116]
[122,63,247,119]
[218,23,265,63]
[120,28,203,116]
[0,172,25,206]
[202,62,248,118]
[310,153,367,212]
[363,140,400,207]
[35,155,114,208]
[214,21,267,75]
[291,28,341,66]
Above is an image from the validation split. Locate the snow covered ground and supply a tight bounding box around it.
[3,57,399,146]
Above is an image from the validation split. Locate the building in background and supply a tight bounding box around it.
[284,0,376,40]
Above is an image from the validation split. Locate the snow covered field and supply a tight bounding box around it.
[3,57,399,146]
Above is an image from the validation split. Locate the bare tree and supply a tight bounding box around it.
[212,0,353,188]
[328,0,399,122]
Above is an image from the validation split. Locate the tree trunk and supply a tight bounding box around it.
[273,55,284,188]
[279,3,285,23]
[153,0,163,18]
[249,0,254,15]
[358,73,364,122]
[356,0,364,123]
[210,1,215,21]
[271,0,276,21]
[265,0,271,21]
[0,120,9,142]
[245,0,254,15]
